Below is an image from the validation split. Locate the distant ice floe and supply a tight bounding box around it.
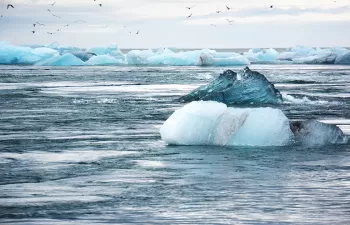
[0,42,349,66]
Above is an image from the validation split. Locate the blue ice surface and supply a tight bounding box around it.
[0,42,349,66]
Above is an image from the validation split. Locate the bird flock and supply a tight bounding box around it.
[1,1,140,35]
[186,4,271,27]
[1,1,341,36]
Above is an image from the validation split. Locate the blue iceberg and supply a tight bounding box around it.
[0,42,349,66]
[179,67,282,105]
[35,53,85,66]
[0,42,59,65]
[86,55,126,66]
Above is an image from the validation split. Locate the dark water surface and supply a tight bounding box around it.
[0,65,350,224]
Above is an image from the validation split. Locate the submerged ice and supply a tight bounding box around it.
[160,102,348,147]
[1,42,348,66]
[180,67,282,105]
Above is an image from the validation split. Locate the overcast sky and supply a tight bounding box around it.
[1,0,350,48]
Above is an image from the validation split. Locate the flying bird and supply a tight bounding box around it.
[226,6,231,10]
[47,32,55,35]
[216,11,221,13]
[52,14,60,18]
[209,24,217,27]
[47,9,51,12]
[34,22,46,27]
[226,19,234,23]
[270,5,273,8]
[187,13,192,18]
[50,2,56,6]
[31,31,35,34]
[136,30,140,34]
[99,4,102,7]
[7,4,14,9]
[186,5,196,10]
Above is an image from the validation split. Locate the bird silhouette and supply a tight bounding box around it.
[34,22,46,27]
[216,11,221,13]
[7,4,14,9]
[270,5,273,8]
[50,2,56,6]
[209,24,217,27]
[186,5,196,10]
[187,13,192,18]
[47,32,55,35]
[31,31,35,34]
[52,14,60,18]
[136,30,140,34]
[99,4,102,7]
[226,19,234,23]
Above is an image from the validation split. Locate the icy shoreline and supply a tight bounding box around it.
[1,42,350,66]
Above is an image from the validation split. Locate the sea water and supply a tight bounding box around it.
[0,64,350,224]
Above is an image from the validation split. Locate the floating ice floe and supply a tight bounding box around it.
[291,120,348,146]
[160,101,294,146]
[0,42,349,66]
[160,101,348,147]
[180,67,282,105]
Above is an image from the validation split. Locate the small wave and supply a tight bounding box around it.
[282,93,333,105]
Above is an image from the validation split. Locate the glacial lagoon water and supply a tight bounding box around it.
[1,64,350,224]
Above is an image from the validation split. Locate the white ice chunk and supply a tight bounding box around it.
[160,101,294,146]
[160,101,228,145]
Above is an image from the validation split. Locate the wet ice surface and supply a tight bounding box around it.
[0,65,350,224]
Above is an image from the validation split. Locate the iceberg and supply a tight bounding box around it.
[0,42,349,66]
[292,53,337,64]
[0,42,59,65]
[86,55,126,65]
[179,67,282,105]
[160,102,348,147]
[335,51,350,65]
[65,50,96,62]
[88,44,126,62]
[126,49,250,66]
[291,120,348,146]
[244,48,279,62]
[126,49,155,65]
[160,101,294,146]
[196,52,250,66]
[35,53,85,66]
